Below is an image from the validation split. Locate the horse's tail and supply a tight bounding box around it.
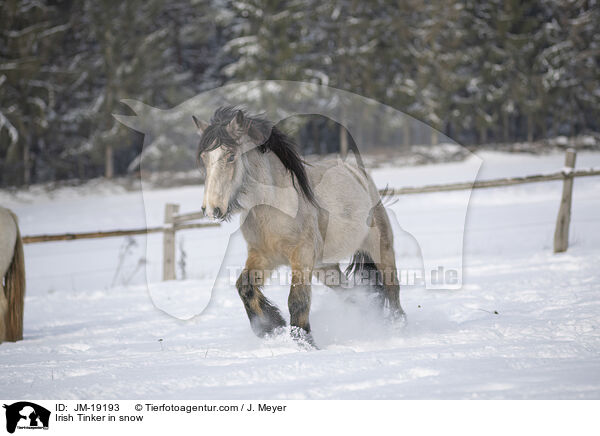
[4,211,25,342]
[344,250,383,296]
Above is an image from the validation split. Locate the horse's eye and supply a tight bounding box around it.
[226,153,235,163]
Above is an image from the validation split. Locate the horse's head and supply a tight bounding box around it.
[193,107,272,221]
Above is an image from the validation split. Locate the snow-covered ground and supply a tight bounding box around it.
[1,150,599,399]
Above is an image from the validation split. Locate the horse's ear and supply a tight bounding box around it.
[192,115,208,134]
[226,109,245,139]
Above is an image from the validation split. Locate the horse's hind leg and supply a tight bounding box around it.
[373,204,405,319]
[378,245,405,319]
[236,250,286,337]
[362,203,405,320]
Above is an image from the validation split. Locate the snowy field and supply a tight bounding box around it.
[1,150,600,399]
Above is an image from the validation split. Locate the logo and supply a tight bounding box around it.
[3,402,50,434]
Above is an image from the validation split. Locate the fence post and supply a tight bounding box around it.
[553,149,576,253]
[163,203,180,280]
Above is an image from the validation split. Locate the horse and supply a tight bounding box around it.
[0,207,25,343]
[193,107,405,346]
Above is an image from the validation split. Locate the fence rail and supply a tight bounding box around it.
[22,149,598,279]
[22,222,220,244]
[381,167,600,196]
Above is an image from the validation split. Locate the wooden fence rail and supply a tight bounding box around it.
[382,167,600,195]
[22,222,219,244]
[22,149,598,279]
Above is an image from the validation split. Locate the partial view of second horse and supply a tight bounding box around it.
[0,207,25,343]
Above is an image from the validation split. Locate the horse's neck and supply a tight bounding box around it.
[241,150,299,219]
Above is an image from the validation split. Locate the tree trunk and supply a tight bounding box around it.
[23,141,30,186]
[339,124,348,158]
[431,129,439,146]
[312,121,322,154]
[403,116,411,148]
[103,26,115,179]
[541,112,548,140]
[502,111,509,143]
[105,143,114,179]
[19,110,31,186]
[479,125,487,145]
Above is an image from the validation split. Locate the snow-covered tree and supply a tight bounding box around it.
[0,0,68,185]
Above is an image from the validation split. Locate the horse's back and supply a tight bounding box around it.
[0,207,18,278]
[307,159,380,263]
[308,157,374,192]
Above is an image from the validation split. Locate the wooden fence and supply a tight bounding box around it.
[22,209,220,282]
[382,149,598,253]
[22,148,598,280]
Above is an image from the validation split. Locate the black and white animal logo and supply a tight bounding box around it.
[3,402,50,434]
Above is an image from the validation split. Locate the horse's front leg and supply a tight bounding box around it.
[289,254,316,347]
[236,250,286,337]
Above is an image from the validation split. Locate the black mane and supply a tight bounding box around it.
[199,107,317,206]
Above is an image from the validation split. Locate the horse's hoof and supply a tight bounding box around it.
[386,309,407,329]
[290,327,319,350]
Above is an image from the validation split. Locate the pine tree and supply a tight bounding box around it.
[0,0,68,185]
[81,0,192,178]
